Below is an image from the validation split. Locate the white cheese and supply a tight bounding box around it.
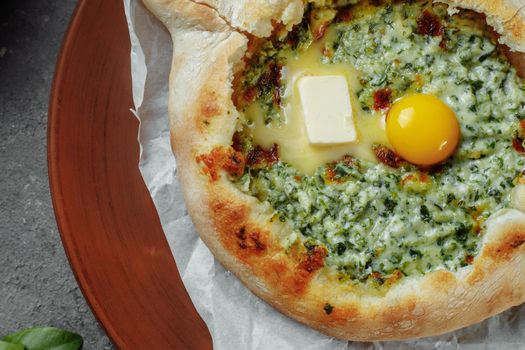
[297,75,357,145]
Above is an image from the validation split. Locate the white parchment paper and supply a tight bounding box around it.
[123,1,525,348]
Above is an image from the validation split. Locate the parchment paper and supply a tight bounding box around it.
[123,0,525,348]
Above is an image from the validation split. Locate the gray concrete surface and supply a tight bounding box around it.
[0,1,112,348]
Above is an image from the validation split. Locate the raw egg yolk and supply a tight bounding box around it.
[386,94,460,166]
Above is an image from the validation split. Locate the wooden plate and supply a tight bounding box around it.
[48,0,212,348]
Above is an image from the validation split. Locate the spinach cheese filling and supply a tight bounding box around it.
[232,0,525,287]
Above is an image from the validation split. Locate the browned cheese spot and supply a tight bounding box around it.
[246,144,280,168]
[373,145,405,168]
[196,147,245,181]
[236,226,267,253]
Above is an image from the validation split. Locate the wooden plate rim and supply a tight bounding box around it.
[48,1,137,347]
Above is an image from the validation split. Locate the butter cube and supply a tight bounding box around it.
[298,75,357,145]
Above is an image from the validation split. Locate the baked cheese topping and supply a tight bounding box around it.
[232,0,525,287]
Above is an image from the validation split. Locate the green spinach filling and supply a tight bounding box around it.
[234,0,525,286]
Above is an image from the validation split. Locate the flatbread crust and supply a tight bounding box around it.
[192,0,305,36]
[142,0,525,340]
[437,0,525,52]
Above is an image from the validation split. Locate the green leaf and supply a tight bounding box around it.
[2,327,83,350]
[0,340,24,350]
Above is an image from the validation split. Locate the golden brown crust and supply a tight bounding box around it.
[143,0,525,340]
[192,0,305,37]
[436,0,525,51]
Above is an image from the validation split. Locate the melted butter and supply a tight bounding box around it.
[245,35,390,174]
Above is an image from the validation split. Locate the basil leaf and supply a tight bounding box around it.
[2,327,83,350]
[0,340,24,350]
